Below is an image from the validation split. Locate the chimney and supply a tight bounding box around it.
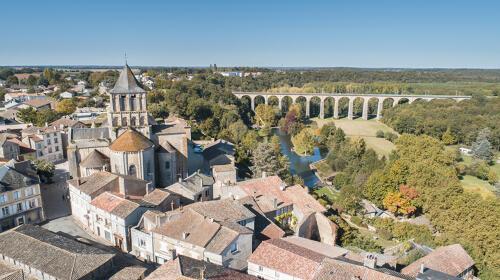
[262,171,267,178]
[178,176,182,183]
[363,254,377,269]
[279,183,286,191]
[420,264,425,274]
[182,232,189,239]
[273,198,278,209]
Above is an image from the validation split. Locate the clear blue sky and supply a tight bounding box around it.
[1,0,499,68]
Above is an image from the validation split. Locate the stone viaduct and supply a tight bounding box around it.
[233,92,471,120]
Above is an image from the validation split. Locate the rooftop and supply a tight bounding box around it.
[0,225,115,280]
[110,128,154,152]
[80,149,109,169]
[91,192,141,219]
[110,64,146,94]
[401,244,475,278]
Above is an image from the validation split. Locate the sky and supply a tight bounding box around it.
[1,0,499,68]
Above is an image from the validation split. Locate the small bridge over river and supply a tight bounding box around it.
[233,92,471,120]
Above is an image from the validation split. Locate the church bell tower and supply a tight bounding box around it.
[107,63,152,139]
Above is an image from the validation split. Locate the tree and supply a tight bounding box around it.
[227,121,248,144]
[383,191,416,216]
[26,75,37,87]
[55,99,77,115]
[291,128,315,155]
[33,159,55,183]
[251,142,281,178]
[472,128,493,162]
[254,104,277,127]
[441,127,456,145]
[6,76,18,86]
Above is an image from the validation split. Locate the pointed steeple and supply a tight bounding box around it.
[110,63,146,94]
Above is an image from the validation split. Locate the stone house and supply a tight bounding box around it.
[0,160,44,232]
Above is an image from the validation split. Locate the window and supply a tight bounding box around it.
[139,239,146,247]
[25,187,33,197]
[29,199,36,209]
[54,138,58,143]
[0,195,6,204]
[16,203,23,212]
[239,220,247,226]
[48,147,52,153]
[230,243,238,253]
[120,95,126,111]
[104,231,111,241]
[160,241,168,252]
[47,139,51,145]
[165,161,170,170]
[13,191,20,200]
[128,165,137,177]
[1,207,9,216]
[55,146,59,152]
[16,216,24,226]
[259,266,263,272]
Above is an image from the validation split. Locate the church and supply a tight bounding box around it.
[67,64,191,187]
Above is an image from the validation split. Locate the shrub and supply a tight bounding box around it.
[488,170,498,185]
[317,198,328,207]
[350,216,363,227]
[377,228,393,240]
[384,132,398,142]
[376,130,385,138]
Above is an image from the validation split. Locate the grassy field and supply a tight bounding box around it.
[314,186,339,202]
[313,118,396,157]
[458,154,499,199]
[461,175,496,199]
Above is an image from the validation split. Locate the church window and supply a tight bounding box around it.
[128,165,137,177]
[131,95,137,111]
[120,95,126,111]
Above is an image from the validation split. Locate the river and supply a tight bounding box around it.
[272,129,324,188]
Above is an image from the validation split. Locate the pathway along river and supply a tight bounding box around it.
[272,129,324,188]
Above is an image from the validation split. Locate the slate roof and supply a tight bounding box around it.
[202,139,235,162]
[0,225,115,280]
[0,163,39,192]
[165,172,214,197]
[110,128,154,152]
[110,64,146,94]
[401,244,475,278]
[71,127,110,141]
[80,149,109,168]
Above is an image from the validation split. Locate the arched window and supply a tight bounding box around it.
[120,95,126,111]
[128,165,137,177]
[131,95,137,111]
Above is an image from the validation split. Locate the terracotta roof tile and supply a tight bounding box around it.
[401,244,475,277]
[110,129,154,152]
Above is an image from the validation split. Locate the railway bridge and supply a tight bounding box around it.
[233,92,471,120]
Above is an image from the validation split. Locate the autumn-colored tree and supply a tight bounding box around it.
[55,99,77,115]
[383,191,416,216]
[291,128,316,155]
[441,127,456,145]
[399,184,419,200]
[254,104,277,128]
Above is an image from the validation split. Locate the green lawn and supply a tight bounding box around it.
[460,175,496,199]
[314,186,339,202]
[313,118,396,157]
